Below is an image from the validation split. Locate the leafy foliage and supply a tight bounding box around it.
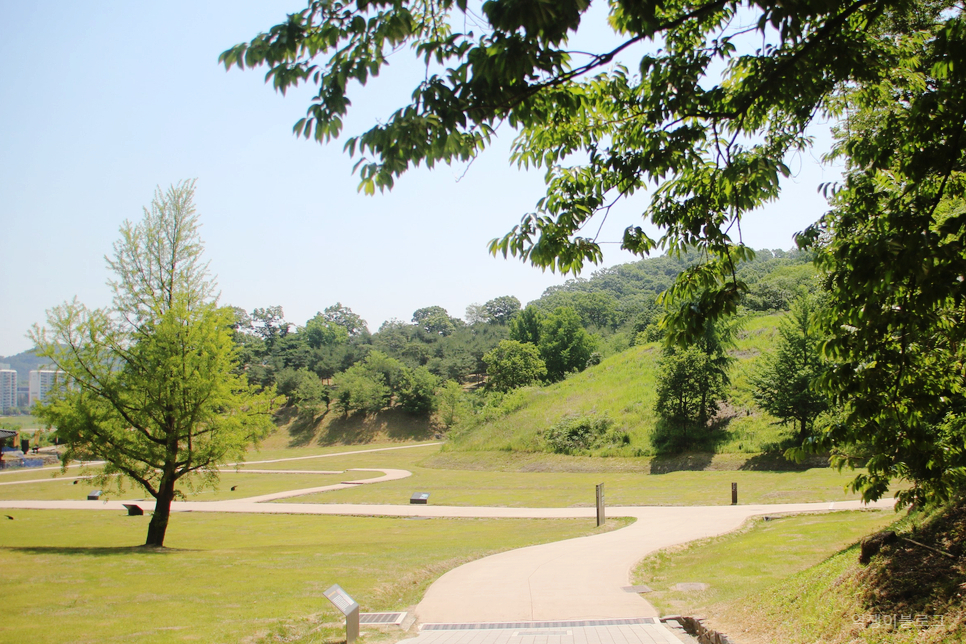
[30,181,277,546]
[231,251,809,398]
[413,305,460,336]
[543,412,624,454]
[483,339,546,392]
[481,295,522,324]
[276,367,328,408]
[653,318,737,452]
[397,366,440,413]
[225,0,966,502]
[787,4,966,506]
[435,379,467,428]
[322,302,368,337]
[509,304,545,346]
[332,350,439,415]
[654,346,725,452]
[222,0,893,320]
[752,292,828,442]
[304,313,350,348]
[537,306,597,381]
[334,363,390,415]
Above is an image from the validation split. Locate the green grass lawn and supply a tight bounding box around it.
[0,468,376,503]
[282,461,873,507]
[0,441,888,506]
[0,414,42,429]
[256,443,884,507]
[0,510,619,644]
[714,503,966,644]
[632,510,899,625]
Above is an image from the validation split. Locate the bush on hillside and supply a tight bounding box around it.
[544,413,628,454]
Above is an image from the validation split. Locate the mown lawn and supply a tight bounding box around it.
[0,442,883,507]
[0,510,617,644]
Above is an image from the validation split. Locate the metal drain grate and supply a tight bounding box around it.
[421,618,655,631]
[359,612,407,625]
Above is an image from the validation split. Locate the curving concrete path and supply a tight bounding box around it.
[0,443,896,643]
[228,468,412,502]
[412,499,894,624]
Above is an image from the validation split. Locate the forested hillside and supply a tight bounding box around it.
[237,249,819,456]
[232,248,814,398]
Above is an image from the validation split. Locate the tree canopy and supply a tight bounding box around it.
[752,292,828,443]
[221,1,955,315]
[483,339,547,392]
[31,181,277,547]
[654,316,735,452]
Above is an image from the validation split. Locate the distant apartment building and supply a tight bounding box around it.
[0,365,16,414]
[28,370,63,406]
[16,385,28,409]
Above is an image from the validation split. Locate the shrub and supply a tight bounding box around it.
[544,413,620,454]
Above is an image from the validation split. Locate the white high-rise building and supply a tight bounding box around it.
[28,370,63,406]
[0,366,16,414]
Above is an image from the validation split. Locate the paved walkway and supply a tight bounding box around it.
[402,619,681,644]
[411,500,892,624]
[228,468,412,503]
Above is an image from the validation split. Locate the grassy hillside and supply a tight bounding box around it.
[445,312,790,458]
[708,501,966,643]
[267,406,438,451]
[633,510,898,624]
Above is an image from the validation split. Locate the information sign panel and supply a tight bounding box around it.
[324,584,360,643]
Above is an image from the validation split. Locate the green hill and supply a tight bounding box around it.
[715,501,966,643]
[445,312,791,458]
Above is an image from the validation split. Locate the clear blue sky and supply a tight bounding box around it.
[0,1,840,357]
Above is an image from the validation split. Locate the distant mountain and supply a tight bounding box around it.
[523,248,815,330]
[0,349,51,381]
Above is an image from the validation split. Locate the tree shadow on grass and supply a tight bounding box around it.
[738,433,830,471]
[857,501,966,622]
[648,416,734,473]
[738,449,829,471]
[287,406,328,448]
[321,409,435,445]
[4,545,186,556]
[649,451,715,474]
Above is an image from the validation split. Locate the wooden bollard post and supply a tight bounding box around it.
[596,483,606,527]
[731,482,738,505]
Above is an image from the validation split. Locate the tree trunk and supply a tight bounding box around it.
[145,476,176,547]
[699,389,708,428]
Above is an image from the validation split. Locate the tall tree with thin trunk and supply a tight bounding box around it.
[752,293,828,442]
[31,180,278,547]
